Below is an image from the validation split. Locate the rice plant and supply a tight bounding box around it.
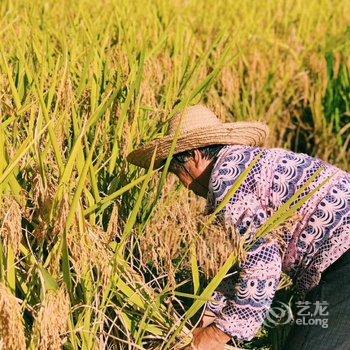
[0,0,349,349]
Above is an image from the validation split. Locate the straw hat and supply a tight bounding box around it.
[127,104,269,169]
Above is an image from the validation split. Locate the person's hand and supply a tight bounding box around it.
[198,310,216,327]
[183,324,231,350]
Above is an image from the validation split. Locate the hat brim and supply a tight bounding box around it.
[127,121,269,169]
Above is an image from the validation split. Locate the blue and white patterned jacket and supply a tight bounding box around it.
[205,145,350,340]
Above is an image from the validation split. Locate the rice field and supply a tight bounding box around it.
[0,0,349,349]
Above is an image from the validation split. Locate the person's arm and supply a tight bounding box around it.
[193,146,283,344]
[195,200,283,345]
[213,236,282,340]
[189,237,282,349]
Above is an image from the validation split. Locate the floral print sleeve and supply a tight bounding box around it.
[205,146,283,340]
[205,144,350,340]
[214,236,282,340]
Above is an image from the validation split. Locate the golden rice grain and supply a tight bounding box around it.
[0,198,22,255]
[35,289,70,350]
[0,283,26,350]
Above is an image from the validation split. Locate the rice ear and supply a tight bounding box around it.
[0,197,22,255]
[0,283,26,350]
[32,289,70,350]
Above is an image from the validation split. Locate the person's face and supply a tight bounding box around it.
[174,150,212,198]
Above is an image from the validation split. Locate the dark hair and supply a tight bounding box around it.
[168,144,224,174]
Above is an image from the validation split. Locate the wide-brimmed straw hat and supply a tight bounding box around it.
[127,104,269,169]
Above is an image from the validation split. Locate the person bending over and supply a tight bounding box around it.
[127,105,350,350]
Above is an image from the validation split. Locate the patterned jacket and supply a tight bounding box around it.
[205,145,350,340]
